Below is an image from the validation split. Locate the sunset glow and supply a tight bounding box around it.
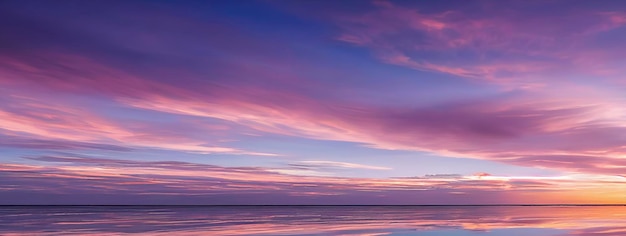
[1,0,626,204]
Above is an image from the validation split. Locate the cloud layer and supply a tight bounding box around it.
[1,0,626,204]
[2,155,625,204]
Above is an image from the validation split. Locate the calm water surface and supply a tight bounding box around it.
[1,206,625,235]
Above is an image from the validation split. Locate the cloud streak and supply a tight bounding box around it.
[1,41,625,176]
[1,155,624,204]
[1,0,626,204]
[333,0,626,84]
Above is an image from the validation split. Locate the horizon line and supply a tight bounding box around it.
[2,204,626,207]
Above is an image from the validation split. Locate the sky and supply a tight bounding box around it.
[1,0,625,205]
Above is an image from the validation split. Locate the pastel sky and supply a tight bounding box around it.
[1,0,626,204]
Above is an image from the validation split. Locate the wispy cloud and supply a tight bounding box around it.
[1,0,626,204]
[0,86,277,156]
[332,0,626,86]
[1,155,624,204]
[291,160,391,170]
[2,50,625,175]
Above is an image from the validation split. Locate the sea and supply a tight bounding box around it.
[1,205,625,235]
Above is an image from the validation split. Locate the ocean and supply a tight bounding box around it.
[1,205,625,235]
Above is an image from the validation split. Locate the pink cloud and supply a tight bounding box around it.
[0,83,275,156]
[1,155,624,204]
[2,50,625,176]
[333,1,626,84]
[2,0,626,181]
[124,85,626,176]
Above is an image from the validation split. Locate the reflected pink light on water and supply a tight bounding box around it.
[1,206,625,235]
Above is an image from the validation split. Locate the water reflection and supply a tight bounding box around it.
[1,206,625,235]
